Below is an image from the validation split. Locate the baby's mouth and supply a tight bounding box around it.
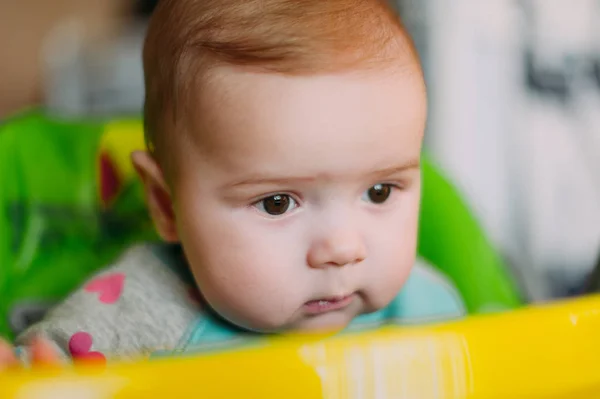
[303,294,354,315]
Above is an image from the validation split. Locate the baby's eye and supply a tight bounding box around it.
[362,184,393,204]
[254,194,298,216]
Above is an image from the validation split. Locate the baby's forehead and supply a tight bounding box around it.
[194,59,423,116]
[144,0,422,174]
[176,67,426,182]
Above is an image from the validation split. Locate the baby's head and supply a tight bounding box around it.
[133,0,427,333]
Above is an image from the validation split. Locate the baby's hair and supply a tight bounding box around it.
[143,0,417,170]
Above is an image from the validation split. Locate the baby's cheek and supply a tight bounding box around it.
[203,288,292,332]
[195,258,296,331]
[366,247,414,310]
[368,272,407,311]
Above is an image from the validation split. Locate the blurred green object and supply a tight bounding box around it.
[0,110,156,341]
[0,110,522,341]
[418,159,523,313]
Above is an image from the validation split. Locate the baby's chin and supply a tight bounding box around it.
[290,319,352,335]
[213,295,367,334]
[243,310,361,336]
[224,316,348,335]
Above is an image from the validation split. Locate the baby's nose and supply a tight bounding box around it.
[306,228,367,268]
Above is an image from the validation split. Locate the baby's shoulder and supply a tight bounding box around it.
[17,243,201,361]
[109,243,198,305]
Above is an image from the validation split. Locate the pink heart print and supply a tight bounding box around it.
[84,273,126,304]
[69,332,106,365]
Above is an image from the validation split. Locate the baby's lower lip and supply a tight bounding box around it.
[304,294,354,315]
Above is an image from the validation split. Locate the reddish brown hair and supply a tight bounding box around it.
[143,0,417,165]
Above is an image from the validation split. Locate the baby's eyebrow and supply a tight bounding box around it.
[369,159,421,179]
[227,175,317,188]
[227,159,420,188]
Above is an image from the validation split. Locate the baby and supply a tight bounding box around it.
[0,0,464,367]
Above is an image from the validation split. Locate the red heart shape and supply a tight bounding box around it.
[69,332,106,365]
[99,152,122,207]
[85,273,125,304]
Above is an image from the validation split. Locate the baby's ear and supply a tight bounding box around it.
[131,151,179,242]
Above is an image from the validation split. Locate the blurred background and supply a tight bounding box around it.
[1,0,599,328]
[403,0,600,301]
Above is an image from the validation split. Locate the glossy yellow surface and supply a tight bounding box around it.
[100,119,145,176]
[97,119,145,201]
[3,295,600,398]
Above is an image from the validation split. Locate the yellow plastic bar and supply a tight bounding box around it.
[3,295,600,398]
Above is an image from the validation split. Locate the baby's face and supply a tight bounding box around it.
[167,66,426,332]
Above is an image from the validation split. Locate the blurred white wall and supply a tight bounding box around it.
[400,0,600,300]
